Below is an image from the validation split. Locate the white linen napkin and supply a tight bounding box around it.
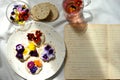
[0,0,120,80]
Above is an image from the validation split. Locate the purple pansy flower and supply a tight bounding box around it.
[16,44,24,53]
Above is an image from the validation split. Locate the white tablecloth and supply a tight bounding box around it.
[0,0,120,80]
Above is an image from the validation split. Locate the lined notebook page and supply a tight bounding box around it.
[64,24,108,79]
[108,25,120,79]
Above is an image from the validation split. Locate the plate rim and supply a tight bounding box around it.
[7,21,66,80]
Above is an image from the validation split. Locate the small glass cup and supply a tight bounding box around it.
[62,0,91,23]
[6,1,31,31]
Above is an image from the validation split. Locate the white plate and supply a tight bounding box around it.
[7,21,66,80]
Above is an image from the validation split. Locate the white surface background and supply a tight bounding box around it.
[0,0,120,80]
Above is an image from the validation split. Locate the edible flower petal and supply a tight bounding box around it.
[16,44,24,53]
[30,66,38,74]
[27,61,35,69]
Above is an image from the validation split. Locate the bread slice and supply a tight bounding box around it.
[25,57,42,74]
[31,5,39,21]
[37,3,50,20]
[44,2,59,21]
[31,3,50,20]
[31,2,59,21]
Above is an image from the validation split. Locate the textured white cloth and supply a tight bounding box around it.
[0,0,120,80]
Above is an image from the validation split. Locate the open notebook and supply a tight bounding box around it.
[64,24,120,79]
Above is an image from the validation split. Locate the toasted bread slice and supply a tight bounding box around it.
[31,3,50,20]
[44,2,59,21]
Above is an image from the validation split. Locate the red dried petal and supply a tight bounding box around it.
[35,30,42,37]
[27,33,35,41]
[33,37,41,44]
[23,13,30,21]
[75,0,83,6]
